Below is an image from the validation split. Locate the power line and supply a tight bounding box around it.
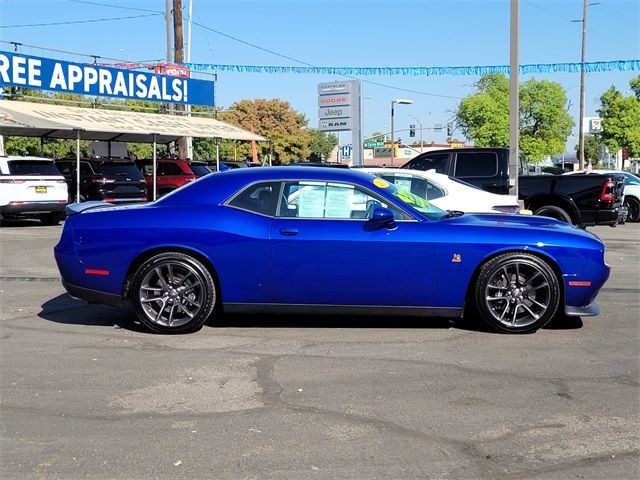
[67,0,164,14]
[0,13,162,29]
[190,21,462,100]
[598,3,638,28]
[0,39,163,64]
[524,0,635,51]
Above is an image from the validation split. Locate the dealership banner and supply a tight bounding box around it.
[0,51,214,106]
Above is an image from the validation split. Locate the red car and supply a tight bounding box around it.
[137,159,213,199]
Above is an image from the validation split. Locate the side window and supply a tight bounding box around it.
[162,163,184,175]
[454,152,498,177]
[278,181,406,220]
[80,162,94,175]
[56,162,73,175]
[406,153,449,173]
[378,174,446,201]
[227,181,280,216]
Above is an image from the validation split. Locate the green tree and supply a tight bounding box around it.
[598,79,640,157]
[307,129,338,161]
[630,75,640,100]
[456,74,510,148]
[218,99,311,164]
[455,74,574,162]
[574,134,603,165]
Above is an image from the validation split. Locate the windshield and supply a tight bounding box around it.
[621,173,640,186]
[379,180,447,220]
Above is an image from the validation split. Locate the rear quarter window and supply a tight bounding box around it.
[190,164,212,176]
[454,152,498,177]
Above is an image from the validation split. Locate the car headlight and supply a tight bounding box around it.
[492,205,520,214]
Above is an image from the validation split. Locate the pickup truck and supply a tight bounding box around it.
[401,147,627,227]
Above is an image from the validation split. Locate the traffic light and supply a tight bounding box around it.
[409,124,416,138]
[446,123,453,137]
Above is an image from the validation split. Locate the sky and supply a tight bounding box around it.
[1,0,638,153]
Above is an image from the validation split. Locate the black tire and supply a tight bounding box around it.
[624,196,640,223]
[130,252,217,334]
[474,252,561,334]
[39,213,61,226]
[533,205,573,224]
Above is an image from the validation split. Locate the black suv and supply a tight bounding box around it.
[55,159,147,203]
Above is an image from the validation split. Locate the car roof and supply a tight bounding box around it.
[160,166,388,206]
[2,156,55,162]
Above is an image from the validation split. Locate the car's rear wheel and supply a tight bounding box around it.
[474,253,561,334]
[624,196,640,222]
[533,205,573,224]
[131,252,216,333]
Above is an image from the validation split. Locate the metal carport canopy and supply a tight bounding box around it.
[0,100,265,143]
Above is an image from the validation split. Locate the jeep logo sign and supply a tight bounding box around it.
[319,106,351,119]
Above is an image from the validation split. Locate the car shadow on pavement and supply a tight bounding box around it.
[211,313,456,330]
[39,293,583,334]
[38,294,148,333]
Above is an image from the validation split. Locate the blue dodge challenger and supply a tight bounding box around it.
[54,167,610,334]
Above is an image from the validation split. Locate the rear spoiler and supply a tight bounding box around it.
[65,201,115,216]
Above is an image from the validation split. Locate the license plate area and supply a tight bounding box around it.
[35,186,48,193]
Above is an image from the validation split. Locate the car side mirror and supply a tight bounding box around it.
[370,206,397,230]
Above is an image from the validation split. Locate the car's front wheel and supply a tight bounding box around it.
[131,252,217,333]
[474,253,561,333]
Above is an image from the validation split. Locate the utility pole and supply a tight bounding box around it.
[577,0,589,170]
[509,0,520,199]
[173,0,189,159]
[165,0,173,119]
[185,0,193,159]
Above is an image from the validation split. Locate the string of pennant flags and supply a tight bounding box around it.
[184,59,639,76]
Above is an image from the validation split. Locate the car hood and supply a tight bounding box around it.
[445,213,601,241]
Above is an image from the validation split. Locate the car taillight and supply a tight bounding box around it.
[600,180,616,202]
[0,179,25,184]
[90,178,116,184]
[492,205,520,214]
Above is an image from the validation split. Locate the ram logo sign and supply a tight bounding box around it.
[319,118,352,130]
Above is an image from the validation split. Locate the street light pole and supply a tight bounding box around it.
[407,114,423,153]
[390,99,412,166]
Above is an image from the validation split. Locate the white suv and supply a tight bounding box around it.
[0,156,69,225]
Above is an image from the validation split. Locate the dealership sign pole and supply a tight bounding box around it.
[318,80,362,166]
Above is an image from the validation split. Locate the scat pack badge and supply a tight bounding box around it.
[451,253,462,263]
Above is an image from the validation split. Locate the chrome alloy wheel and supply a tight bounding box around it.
[483,260,553,329]
[138,261,210,328]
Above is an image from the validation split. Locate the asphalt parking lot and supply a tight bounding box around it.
[0,220,638,479]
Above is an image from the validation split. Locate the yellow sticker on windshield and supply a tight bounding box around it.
[373,178,390,189]
[395,189,433,210]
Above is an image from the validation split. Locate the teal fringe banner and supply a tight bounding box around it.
[184,60,640,76]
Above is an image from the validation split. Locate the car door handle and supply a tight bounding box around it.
[279,228,298,236]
